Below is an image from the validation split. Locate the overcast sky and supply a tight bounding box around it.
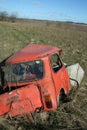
[0,0,87,23]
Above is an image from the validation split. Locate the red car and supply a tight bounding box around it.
[0,44,71,118]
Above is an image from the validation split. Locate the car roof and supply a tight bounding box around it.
[6,44,62,64]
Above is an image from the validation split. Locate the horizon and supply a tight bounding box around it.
[0,0,87,24]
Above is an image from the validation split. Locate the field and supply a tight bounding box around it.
[0,20,87,130]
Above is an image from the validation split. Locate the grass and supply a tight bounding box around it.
[0,20,87,130]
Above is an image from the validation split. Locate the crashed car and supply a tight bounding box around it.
[0,44,84,118]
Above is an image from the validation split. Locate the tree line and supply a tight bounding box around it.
[0,11,17,22]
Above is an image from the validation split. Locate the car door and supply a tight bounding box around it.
[50,53,69,96]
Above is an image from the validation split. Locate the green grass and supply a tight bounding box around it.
[0,21,87,130]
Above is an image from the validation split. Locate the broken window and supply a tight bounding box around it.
[5,60,44,83]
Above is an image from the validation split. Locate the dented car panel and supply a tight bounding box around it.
[0,85,42,117]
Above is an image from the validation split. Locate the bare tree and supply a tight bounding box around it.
[0,11,8,21]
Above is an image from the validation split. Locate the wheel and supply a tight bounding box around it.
[57,89,69,107]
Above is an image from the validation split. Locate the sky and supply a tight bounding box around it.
[0,0,87,23]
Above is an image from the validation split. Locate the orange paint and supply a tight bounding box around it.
[0,44,71,118]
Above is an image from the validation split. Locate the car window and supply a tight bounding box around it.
[5,60,44,82]
[50,53,63,73]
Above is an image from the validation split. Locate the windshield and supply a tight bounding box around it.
[5,60,44,83]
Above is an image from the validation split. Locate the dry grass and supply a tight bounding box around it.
[0,20,87,130]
